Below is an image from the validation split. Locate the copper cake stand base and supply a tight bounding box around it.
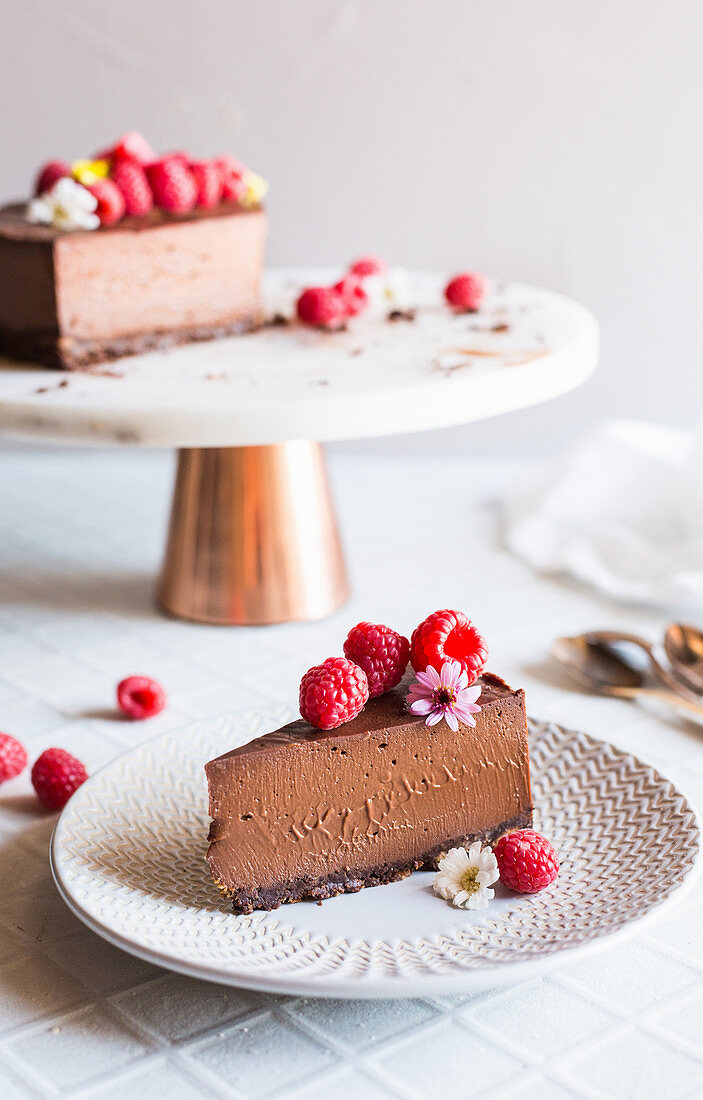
[158,442,349,626]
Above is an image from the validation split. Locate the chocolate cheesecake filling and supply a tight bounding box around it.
[0,201,266,369]
[205,673,533,913]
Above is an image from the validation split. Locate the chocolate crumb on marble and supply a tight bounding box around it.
[387,309,417,322]
[86,367,124,378]
[35,378,69,394]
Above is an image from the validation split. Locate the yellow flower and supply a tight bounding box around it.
[71,159,111,186]
[240,171,269,208]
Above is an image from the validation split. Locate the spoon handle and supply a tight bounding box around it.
[666,661,703,698]
[614,685,703,718]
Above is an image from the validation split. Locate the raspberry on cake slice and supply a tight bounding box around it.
[343,621,410,697]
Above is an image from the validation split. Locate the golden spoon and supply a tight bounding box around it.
[582,629,700,697]
[552,633,703,719]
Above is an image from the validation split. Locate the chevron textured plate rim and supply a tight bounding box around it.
[50,709,702,998]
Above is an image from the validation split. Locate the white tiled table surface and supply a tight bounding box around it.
[0,447,702,1100]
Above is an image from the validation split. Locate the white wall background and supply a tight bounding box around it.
[3,0,701,456]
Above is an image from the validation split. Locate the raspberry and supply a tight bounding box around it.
[494,829,559,893]
[0,733,27,783]
[444,272,487,312]
[31,748,88,810]
[147,158,197,213]
[349,255,386,278]
[299,657,369,729]
[151,150,191,171]
[410,609,488,684]
[117,676,167,720]
[190,160,223,209]
[343,622,410,697]
[87,179,126,226]
[333,275,369,318]
[110,158,153,216]
[111,131,155,164]
[296,286,347,330]
[34,160,71,196]
[216,154,247,201]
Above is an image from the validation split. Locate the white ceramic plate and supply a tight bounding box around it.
[51,709,700,999]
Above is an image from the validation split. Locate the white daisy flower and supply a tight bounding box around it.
[265,283,298,324]
[364,266,412,317]
[433,842,499,909]
[28,177,99,231]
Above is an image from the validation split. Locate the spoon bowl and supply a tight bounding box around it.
[552,635,644,693]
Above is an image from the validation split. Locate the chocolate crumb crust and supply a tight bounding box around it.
[227,809,533,913]
[0,313,263,371]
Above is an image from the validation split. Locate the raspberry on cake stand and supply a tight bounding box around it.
[0,270,598,625]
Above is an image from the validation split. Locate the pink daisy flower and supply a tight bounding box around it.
[406,659,482,732]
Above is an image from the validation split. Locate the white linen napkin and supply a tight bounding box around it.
[503,419,703,609]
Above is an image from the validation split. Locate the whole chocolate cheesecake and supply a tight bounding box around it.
[205,670,532,914]
[0,133,267,370]
[0,203,266,370]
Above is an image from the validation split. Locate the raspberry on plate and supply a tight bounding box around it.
[34,160,70,196]
[296,286,347,330]
[31,748,88,810]
[410,609,488,685]
[117,676,167,720]
[147,158,198,214]
[343,622,410,697]
[299,657,369,729]
[87,178,126,226]
[349,255,386,278]
[0,732,27,783]
[494,829,559,893]
[444,271,487,312]
[333,275,368,318]
[110,158,153,216]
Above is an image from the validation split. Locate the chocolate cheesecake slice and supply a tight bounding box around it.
[0,201,266,370]
[205,673,532,913]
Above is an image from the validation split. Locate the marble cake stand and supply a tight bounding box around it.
[0,270,598,625]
